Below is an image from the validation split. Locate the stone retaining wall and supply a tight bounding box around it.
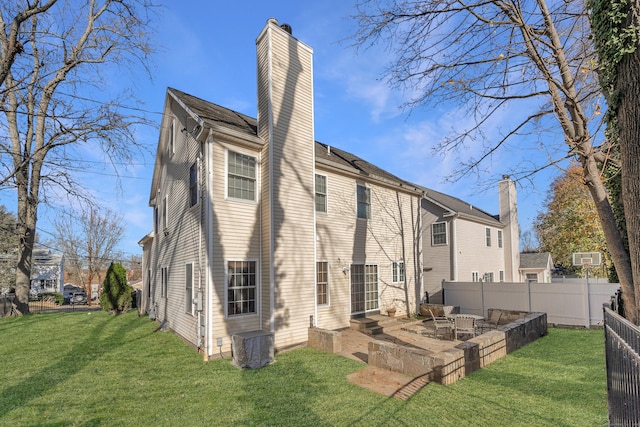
[307,311,547,385]
[308,327,342,353]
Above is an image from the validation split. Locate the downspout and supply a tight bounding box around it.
[451,217,457,281]
[197,143,203,353]
[311,47,318,328]
[205,129,215,360]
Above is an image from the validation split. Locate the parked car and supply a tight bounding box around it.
[69,291,88,305]
[63,284,83,304]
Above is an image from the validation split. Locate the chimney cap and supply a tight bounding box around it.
[280,23,292,34]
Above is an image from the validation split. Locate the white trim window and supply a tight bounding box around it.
[185,263,193,315]
[356,184,371,219]
[315,174,327,213]
[484,272,494,283]
[227,260,257,316]
[392,260,405,283]
[472,271,479,282]
[168,119,175,155]
[485,227,491,247]
[316,261,329,306]
[154,206,158,234]
[499,270,504,282]
[351,264,379,313]
[161,266,168,298]
[498,230,503,248]
[227,150,256,201]
[162,195,169,231]
[431,222,447,246]
[189,162,198,207]
[146,269,151,300]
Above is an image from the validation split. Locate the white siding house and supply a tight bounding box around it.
[421,178,521,303]
[141,19,424,359]
[30,249,64,296]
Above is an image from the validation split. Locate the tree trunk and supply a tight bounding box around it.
[616,3,640,325]
[14,165,35,314]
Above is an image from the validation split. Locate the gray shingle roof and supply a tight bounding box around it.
[169,88,257,136]
[421,186,502,225]
[520,252,552,269]
[169,87,421,193]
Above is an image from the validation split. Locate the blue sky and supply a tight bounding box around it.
[2,0,559,258]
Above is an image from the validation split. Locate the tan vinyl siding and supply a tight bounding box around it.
[455,220,505,282]
[148,99,203,346]
[315,168,421,328]
[210,141,262,344]
[421,202,452,304]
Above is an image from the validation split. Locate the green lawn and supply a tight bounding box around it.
[0,311,607,426]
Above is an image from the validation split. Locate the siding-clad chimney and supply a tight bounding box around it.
[256,19,316,345]
[499,176,520,281]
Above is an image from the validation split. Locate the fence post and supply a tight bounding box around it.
[583,282,590,328]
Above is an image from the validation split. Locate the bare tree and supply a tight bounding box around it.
[352,0,637,323]
[0,0,156,314]
[0,1,58,88]
[53,206,124,304]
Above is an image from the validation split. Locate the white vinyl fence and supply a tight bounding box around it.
[443,280,620,327]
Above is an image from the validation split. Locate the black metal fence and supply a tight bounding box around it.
[0,294,98,317]
[603,306,640,426]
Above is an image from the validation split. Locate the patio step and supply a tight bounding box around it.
[350,317,385,335]
[363,325,384,335]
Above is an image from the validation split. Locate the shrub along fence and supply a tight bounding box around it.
[603,306,640,426]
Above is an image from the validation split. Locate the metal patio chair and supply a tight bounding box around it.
[477,310,502,333]
[423,308,453,340]
[454,315,477,340]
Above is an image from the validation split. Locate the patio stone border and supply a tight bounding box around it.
[308,311,547,385]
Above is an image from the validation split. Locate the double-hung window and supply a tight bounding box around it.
[154,206,158,234]
[315,174,327,213]
[161,267,168,298]
[162,195,169,231]
[432,222,447,245]
[392,260,405,283]
[484,272,494,282]
[498,230,503,248]
[189,162,198,207]
[227,151,256,201]
[356,184,371,219]
[472,271,479,282]
[168,119,175,155]
[227,260,256,316]
[316,261,328,305]
[485,227,491,247]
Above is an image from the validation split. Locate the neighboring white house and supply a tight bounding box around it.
[520,252,554,283]
[140,19,424,359]
[420,177,521,303]
[30,249,65,296]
